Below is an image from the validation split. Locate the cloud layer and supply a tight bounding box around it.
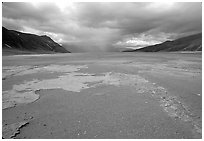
[2,2,202,52]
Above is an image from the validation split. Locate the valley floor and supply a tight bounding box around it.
[2,52,202,139]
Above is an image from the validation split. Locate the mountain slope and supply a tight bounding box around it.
[124,33,202,52]
[2,27,70,54]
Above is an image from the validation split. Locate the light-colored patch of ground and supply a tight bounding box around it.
[2,65,88,79]
[2,65,87,109]
[2,66,33,79]
[16,65,88,76]
[125,60,201,77]
[2,90,39,109]
[2,121,29,139]
[2,71,148,109]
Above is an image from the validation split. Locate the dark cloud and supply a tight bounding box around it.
[2,2,202,52]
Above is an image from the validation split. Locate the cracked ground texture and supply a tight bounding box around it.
[2,52,201,139]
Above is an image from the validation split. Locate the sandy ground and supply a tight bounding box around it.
[2,52,202,139]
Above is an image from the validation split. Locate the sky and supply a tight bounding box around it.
[2,2,202,52]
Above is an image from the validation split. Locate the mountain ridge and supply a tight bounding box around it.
[123,33,202,52]
[2,27,70,55]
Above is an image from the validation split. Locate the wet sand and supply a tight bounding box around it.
[2,52,202,139]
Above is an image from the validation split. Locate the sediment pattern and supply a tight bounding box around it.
[2,64,201,137]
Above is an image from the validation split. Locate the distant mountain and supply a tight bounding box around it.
[123,33,202,52]
[2,27,70,55]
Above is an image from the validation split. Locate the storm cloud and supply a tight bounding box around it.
[2,2,202,52]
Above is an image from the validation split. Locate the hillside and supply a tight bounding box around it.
[124,33,202,52]
[2,27,70,55]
